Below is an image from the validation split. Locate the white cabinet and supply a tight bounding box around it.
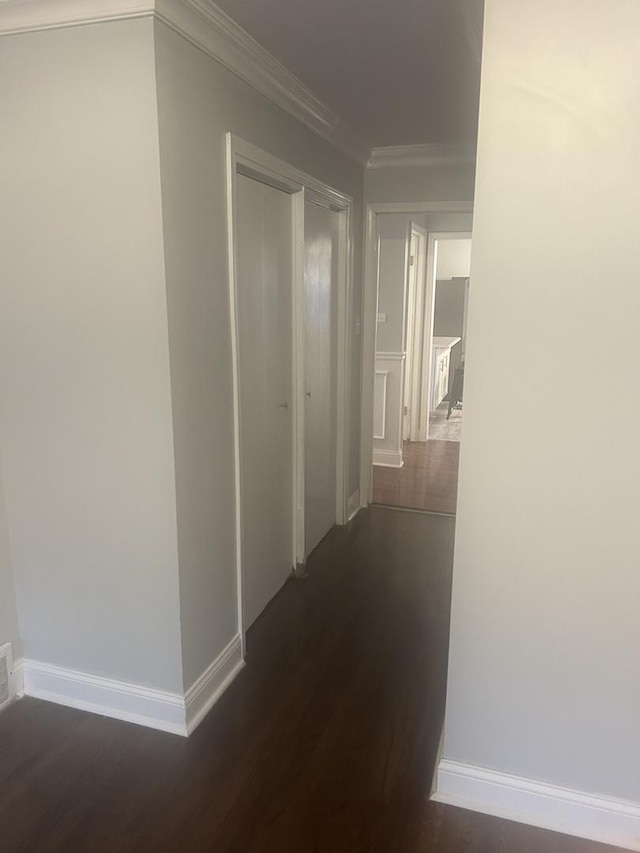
[431,349,450,410]
[430,337,461,411]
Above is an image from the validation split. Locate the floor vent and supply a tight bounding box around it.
[0,643,14,712]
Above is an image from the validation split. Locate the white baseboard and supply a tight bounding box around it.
[22,658,188,736]
[20,635,246,737]
[185,634,244,735]
[433,759,640,851]
[373,448,404,468]
[347,489,361,521]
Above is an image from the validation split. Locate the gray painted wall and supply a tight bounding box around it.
[365,163,476,205]
[376,216,409,354]
[1,19,184,692]
[0,460,20,658]
[0,13,365,698]
[443,0,640,802]
[434,279,465,339]
[154,20,365,688]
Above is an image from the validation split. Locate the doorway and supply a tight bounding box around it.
[361,204,473,516]
[425,234,472,444]
[227,135,353,650]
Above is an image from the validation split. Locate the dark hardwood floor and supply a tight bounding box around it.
[373,440,460,514]
[0,508,621,852]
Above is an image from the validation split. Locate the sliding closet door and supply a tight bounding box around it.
[304,199,338,557]
[236,173,293,627]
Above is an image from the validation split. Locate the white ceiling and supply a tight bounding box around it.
[214,0,484,150]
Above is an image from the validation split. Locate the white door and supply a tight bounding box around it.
[304,200,338,556]
[236,173,294,628]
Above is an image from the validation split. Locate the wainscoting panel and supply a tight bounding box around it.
[372,352,405,467]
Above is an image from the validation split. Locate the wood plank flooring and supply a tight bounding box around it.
[0,508,621,852]
[373,440,460,514]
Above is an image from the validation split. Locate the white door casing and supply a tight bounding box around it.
[403,223,428,442]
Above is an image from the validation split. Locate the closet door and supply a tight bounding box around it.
[236,173,293,627]
[304,199,338,557]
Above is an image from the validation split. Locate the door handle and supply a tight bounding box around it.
[306,391,312,398]
[277,402,288,409]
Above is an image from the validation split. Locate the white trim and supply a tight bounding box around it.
[184,634,244,734]
[359,206,379,506]
[373,369,388,440]
[334,197,353,527]
[372,448,404,468]
[22,659,188,736]
[430,726,445,798]
[0,0,154,32]
[225,135,246,656]
[369,202,474,216]
[404,223,428,442]
[226,133,354,647]
[367,144,476,170]
[433,760,640,852]
[347,489,360,521]
[360,202,474,507]
[0,642,15,711]
[13,656,24,698]
[17,638,244,737]
[0,0,369,165]
[376,351,407,361]
[292,188,306,569]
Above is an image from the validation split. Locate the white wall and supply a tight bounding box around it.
[153,20,365,688]
[443,0,640,812]
[0,20,184,692]
[436,239,472,280]
[0,460,20,657]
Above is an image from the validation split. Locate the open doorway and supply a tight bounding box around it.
[362,206,473,515]
[425,233,472,444]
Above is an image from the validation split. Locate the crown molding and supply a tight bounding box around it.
[367,143,476,170]
[0,0,155,32]
[0,0,371,166]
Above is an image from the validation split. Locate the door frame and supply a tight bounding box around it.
[421,231,473,441]
[226,134,354,652]
[403,223,428,442]
[360,202,473,508]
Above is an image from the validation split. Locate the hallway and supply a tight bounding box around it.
[373,441,460,514]
[0,509,618,852]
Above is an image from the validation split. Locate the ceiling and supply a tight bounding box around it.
[214,0,483,150]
